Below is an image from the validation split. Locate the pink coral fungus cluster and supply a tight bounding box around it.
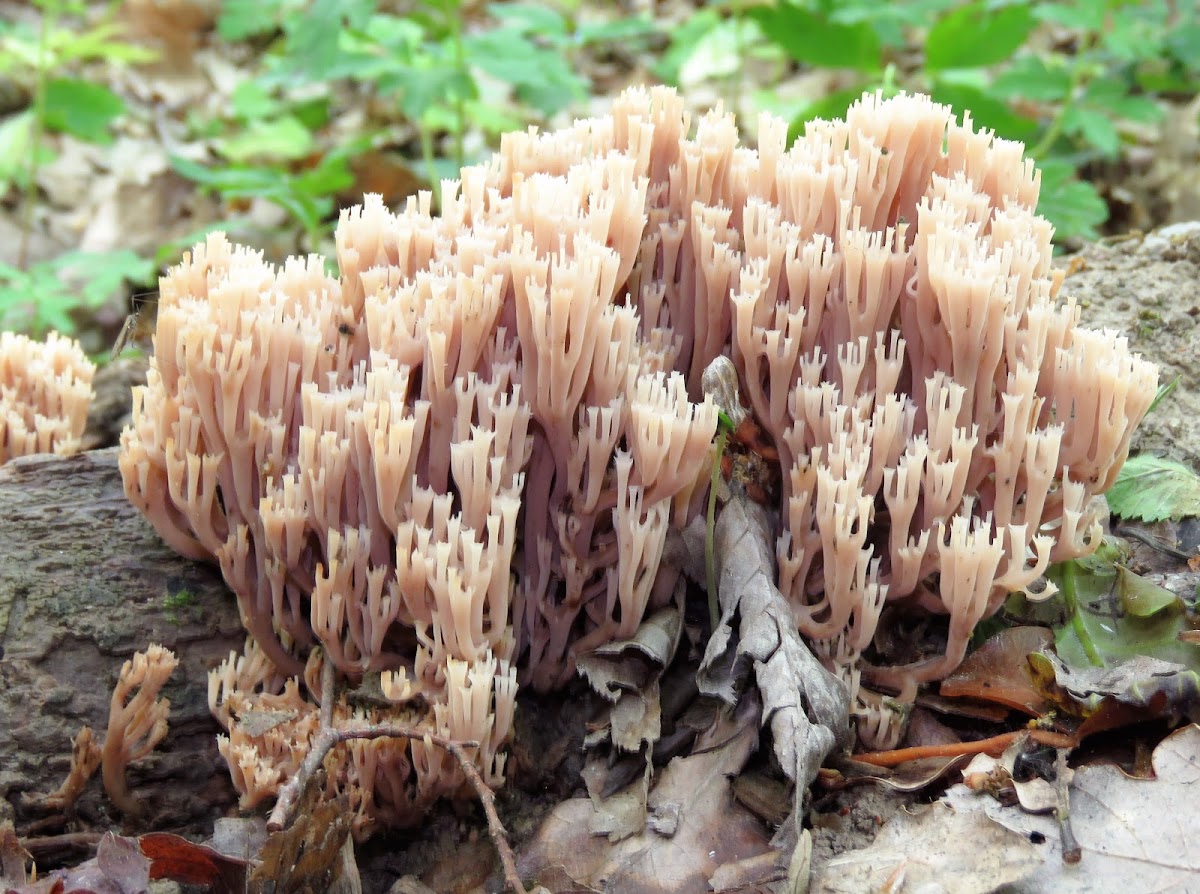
[119,86,1156,824]
[1,331,94,463]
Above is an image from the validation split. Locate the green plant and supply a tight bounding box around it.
[162,587,199,625]
[0,1,160,342]
[0,0,157,264]
[0,250,154,338]
[665,0,1199,242]
[174,0,658,248]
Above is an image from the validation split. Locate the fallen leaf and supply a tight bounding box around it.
[518,696,773,894]
[945,723,1200,891]
[838,755,974,793]
[1116,564,1183,617]
[7,833,151,894]
[576,606,682,753]
[580,753,651,843]
[1048,551,1200,669]
[249,775,356,894]
[809,797,1045,893]
[139,832,249,892]
[208,816,269,863]
[696,495,851,792]
[1030,650,1200,716]
[941,626,1055,714]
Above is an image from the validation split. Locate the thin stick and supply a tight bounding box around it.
[854,729,1077,768]
[1055,748,1081,864]
[318,651,335,729]
[266,660,528,894]
[705,429,728,629]
[18,831,102,859]
[270,649,337,830]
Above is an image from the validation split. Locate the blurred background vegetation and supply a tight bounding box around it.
[0,0,1197,352]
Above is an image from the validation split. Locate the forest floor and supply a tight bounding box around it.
[2,3,1200,894]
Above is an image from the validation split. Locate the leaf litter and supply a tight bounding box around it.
[811,725,1200,893]
[517,492,849,892]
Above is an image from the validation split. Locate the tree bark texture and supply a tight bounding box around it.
[0,447,244,838]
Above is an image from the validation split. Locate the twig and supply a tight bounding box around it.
[854,729,1077,768]
[1055,748,1081,864]
[267,652,336,833]
[705,428,728,629]
[350,726,528,894]
[18,831,102,860]
[318,650,335,729]
[1113,526,1192,561]
[267,654,529,894]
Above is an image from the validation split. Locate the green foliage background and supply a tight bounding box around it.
[1,0,1197,344]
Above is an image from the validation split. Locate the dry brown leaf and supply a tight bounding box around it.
[941,626,1056,714]
[518,696,772,894]
[946,723,1200,892]
[697,495,850,792]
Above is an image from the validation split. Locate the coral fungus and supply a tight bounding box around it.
[119,86,1156,824]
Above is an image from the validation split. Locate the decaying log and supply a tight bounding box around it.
[0,447,244,837]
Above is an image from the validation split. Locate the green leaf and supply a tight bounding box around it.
[0,110,35,190]
[925,1,1036,71]
[674,16,762,84]
[384,63,475,122]
[653,8,720,84]
[1053,597,1199,669]
[218,0,288,40]
[1149,375,1180,414]
[1082,78,1165,125]
[1107,95,1165,126]
[991,55,1073,102]
[1116,565,1182,618]
[463,98,526,137]
[56,250,155,307]
[823,0,961,48]
[282,0,376,80]
[1045,550,1200,670]
[488,3,567,37]
[1107,455,1200,522]
[171,154,287,193]
[1101,7,1169,63]
[41,78,124,143]
[230,80,282,121]
[748,4,881,71]
[36,298,77,337]
[51,22,160,65]
[465,30,586,115]
[216,116,314,163]
[1036,160,1108,241]
[1031,2,1105,31]
[1167,24,1200,70]
[292,153,354,198]
[575,15,658,46]
[1062,106,1120,158]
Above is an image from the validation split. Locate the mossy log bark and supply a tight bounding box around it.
[0,447,244,840]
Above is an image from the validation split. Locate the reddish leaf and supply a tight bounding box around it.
[139,832,248,892]
[941,627,1055,714]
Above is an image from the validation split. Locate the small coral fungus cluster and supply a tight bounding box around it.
[119,86,1156,831]
[1,331,94,463]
